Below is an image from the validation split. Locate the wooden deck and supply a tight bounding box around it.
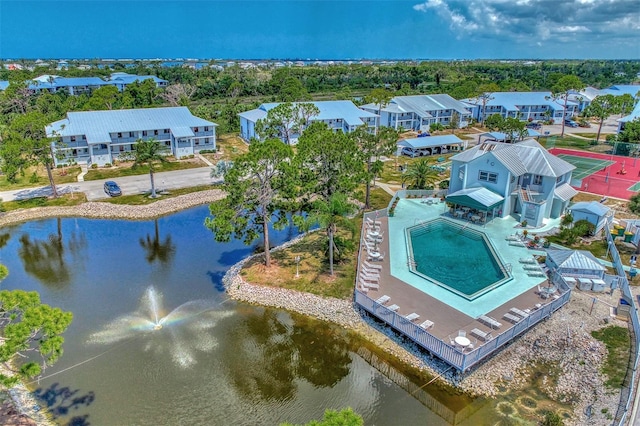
[357,211,570,372]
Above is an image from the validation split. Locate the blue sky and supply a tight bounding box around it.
[1,0,639,60]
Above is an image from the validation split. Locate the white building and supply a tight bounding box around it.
[46,107,216,166]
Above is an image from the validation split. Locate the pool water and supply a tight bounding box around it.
[407,219,511,299]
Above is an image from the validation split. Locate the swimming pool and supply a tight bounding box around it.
[406,218,512,300]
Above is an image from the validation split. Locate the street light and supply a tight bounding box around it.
[605,240,613,260]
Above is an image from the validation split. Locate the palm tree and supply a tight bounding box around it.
[132,138,167,198]
[296,193,356,277]
[403,159,439,190]
[139,219,175,265]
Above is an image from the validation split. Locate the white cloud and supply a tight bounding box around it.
[412,0,639,47]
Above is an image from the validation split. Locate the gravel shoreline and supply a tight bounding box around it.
[224,239,625,426]
[0,191,625,425]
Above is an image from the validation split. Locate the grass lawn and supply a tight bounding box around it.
[200,134,249,163]
[100,185,217,206]
[1,192,87,211]
[0,165,82,192]
[591,325,631,388]
[240,187,391,300]
[83,157,206,181]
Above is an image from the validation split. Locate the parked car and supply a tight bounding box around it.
[564,119,579,128]
[526,122,542,130]
[401,147,426,157]
[578,121,591,128]
[103,181,122,197]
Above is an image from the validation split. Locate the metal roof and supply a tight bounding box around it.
[0,81,9,91]
[451,139,575,177]
[547,249,605,272]
[446,187,504,211]
[52,77,109,87]
[390,94,471,116]
[398,134,464,149]
[619,101,640,123]
[462,91,578,112]
[554,183,579,202]
[108,72,168,85]
[243,101,377,127]
[46,107,215,143]
[569,201,611,216]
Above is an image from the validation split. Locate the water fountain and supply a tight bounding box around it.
[89,286,231,367]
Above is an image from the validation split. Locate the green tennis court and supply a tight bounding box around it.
[556,154,614,180]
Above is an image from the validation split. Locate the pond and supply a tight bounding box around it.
[0,205,483,425]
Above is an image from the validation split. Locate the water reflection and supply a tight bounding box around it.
[33,383,94,426]
[18,218,86,287]
[139,219,175,266]
[223,308,352,403]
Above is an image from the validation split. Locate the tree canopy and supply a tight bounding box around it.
[0,289,73,387]
[131,138,167,198]
[206,138,294,267]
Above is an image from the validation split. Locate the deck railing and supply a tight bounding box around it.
[605,223,640,426]
[355,288,570,373]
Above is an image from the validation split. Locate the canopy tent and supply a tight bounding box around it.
[446,187,504,211]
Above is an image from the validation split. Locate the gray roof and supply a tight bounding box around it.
[554,183,579,202]
[451,139,575,177]
[398,134,464,149]
[547,249,606,272]
[569,201,611,216]
[46,107,215,144]
[240,101,377,127]
[363,94,471,116]
[446,186,504,209]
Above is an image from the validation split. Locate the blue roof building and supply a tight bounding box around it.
[462,92,579,123]
[46,107,216,166]
[602,85,640,99]
[26,73,168,96]
[360,94,471,132]
[617,100,640,133]
[108,72,168,91]
[449,139,576,227]
[238,100,378,143]
[0,81,9,91]
[397,134,466,156]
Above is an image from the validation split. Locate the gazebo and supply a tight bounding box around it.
[445,187,505,222]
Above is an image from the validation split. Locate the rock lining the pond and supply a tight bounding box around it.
[0,190,225,227]
[225,244,624,426]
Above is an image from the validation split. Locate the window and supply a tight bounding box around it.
[479,170,498,183]
[82,135,86,140]
[204,126,209,132]
[143,131,147,136]
[117,132,122,138]
[164,129,169,134]
[154,130,159,136]
[194,127,199,132]
[70,136,76,142]
[532,175,543,185]
[129,132,134,138]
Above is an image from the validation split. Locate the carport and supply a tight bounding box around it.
[397,134,466,157]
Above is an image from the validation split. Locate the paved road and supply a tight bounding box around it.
[0,166,218,202]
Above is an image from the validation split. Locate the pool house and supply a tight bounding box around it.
[354,190,572,373]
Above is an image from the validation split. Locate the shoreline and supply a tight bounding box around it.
[0,190,226,425]
[223,237,625,426]
[0,192,624,425]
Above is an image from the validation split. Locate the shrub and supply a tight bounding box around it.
[439,180,450,189]
[521,220,528,227]
[91,164,98,169]
[541,410,564,426]
[104,163,112,168]
[630,194,640,214]
[573,219,595,237]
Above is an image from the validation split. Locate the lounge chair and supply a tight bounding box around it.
[478,315,502,329]
[419,320,434,330]
[387,304,399,312]
[503,313,521,324]
[359,272,379,282]
[509,240,525,247]
[375,295,390,305]
[363,261,382,271]
[405,313,420,322]
[361,280,379,290]
[519,257,537,264]
[362,266,381,276]
[470,328,491,341]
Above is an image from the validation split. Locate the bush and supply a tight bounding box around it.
[91,164,98,169]
[573,219,595,237]
[630,194,640,214]
[29,172,39,184]
[438,180,450,189]
[104,163,112,168]
[541,411,564,426]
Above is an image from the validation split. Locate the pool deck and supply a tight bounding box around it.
[359,198,564,345]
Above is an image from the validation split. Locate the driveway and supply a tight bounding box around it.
[0,166,219,202]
